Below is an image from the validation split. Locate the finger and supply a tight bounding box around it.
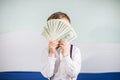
[59,41,66,46]
[50,43,59,48]
[50,40,58,44]
[59,44,64,49]
[59,39,64,43]
[60,39,65,41]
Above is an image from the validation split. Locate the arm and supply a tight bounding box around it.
[41,56,56,78]
[59,39,81,78]
[62,47,81,78]
[41,40,58,78]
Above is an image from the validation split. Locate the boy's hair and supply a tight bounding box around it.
[47,12,71,23]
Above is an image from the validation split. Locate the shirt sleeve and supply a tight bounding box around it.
[62,46,82,78]
[40,52,56,78]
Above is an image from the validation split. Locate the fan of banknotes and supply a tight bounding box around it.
[41,19,77,42]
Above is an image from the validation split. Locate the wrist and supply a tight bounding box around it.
[49,53,55,57]
[62,52,68,57]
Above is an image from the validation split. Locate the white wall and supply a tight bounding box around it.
[0,0,120,73]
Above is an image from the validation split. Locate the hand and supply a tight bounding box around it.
[59,39,69,57]
[49,40,58,57]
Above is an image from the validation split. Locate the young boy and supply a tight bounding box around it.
[41,12,81,80]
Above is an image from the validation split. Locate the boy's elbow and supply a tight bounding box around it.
[68,66,81,78]
[41,71,53,78]
[70,70,80,78]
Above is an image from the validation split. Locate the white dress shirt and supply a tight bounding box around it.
[41,45,81,80]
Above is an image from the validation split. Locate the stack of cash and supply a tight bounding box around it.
[42,19,77,42]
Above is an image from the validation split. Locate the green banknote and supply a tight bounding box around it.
[41,19,77,42]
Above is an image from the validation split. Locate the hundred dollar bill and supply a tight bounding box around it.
[41,19,77,42]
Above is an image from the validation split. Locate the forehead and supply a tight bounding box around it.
[61,17,71,24]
